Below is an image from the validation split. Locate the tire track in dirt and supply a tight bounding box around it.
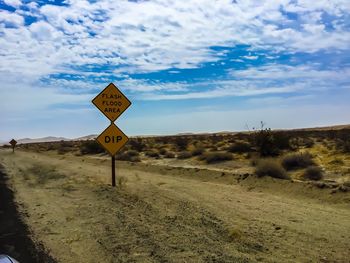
[87,186,254,262]
[0,164,56,263]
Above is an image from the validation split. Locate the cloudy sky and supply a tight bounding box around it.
[1,0,350,140]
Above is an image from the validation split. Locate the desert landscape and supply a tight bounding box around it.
[1,125,349,262]
[1,1,350,262]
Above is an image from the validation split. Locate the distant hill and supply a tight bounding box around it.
[292,124,350,131]
[16,136,70,144]
[2,124,349,146]
[74,134,97,141]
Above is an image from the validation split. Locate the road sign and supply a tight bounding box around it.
[9,139,17,147]
[9,139,17,153]
[92,82,131,187]
[92,83,131,122]
[96,123,129,157]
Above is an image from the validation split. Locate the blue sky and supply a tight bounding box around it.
[1,0,350,140]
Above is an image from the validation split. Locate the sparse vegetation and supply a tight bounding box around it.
[164,152,175,158]
[116,150,140,162]
[145,150,160,158]
[159,148,168,155]
[200,152,233,164]
[129,138,146,152]
[303,166,323,181]
[281,152,315,170]
[251,122,291,156]
[117,176,128,189]
[177,151,192,159]
[190,146,205,156]
[255,159,289,180]
[174,136,189,151]
[328,158,344,165]
[27,164,65,184]
[80,140,105,155]
[227,141,251,153]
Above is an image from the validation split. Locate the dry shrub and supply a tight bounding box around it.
[80,140,105,155]
[174,136,189,151]
[116,150,140,162]
[303,166,323,181]
[255,159,289,180]
[164,152,175,158]
[328,158,344,165]
[227,141,251,153]
[159,148,168,155]
[191,146,205,156]
[200,152,233,164]
[177,151,192,159]
[117,176,128,189]
[251,122,291,156]
[281,152,315,170]
[145,150,160,158]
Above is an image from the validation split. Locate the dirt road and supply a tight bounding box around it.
[0,149,349,262]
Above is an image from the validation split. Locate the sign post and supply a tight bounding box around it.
[112,156,116,187]
[92,83,131,187]
[9,139,17,153]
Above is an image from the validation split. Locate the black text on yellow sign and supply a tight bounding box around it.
[92,83,131,122]
[96,123,129,156]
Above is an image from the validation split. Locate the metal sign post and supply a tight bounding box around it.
[92,83,131,187]
[112,156,116,187]
[9,139,17,153]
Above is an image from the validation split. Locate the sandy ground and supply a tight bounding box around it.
[0,149,349,263]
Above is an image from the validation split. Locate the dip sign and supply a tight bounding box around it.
[92,83,131,187]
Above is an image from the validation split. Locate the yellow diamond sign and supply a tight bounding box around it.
[96,123,129,156]
[9,139,17,147]
[92,83,131,122]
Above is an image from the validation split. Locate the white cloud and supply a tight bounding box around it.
[0,10,24,26]
[0,0,349,80]
[3,0,21,8]
[242,55,258,60]
[229,64,350,81]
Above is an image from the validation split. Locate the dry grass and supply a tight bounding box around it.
[303,166,323,181]
[255,159,289,180]
[281,152,315,170]
[1,149,349,262]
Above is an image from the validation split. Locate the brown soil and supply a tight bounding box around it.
[0,149,349,262]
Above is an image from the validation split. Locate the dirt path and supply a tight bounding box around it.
[0,149,349,262]
[0,164,56,262]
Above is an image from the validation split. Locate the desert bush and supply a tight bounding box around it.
[177,151,192,159]
[328,158,344,165]
[164,152,175,158]
[57,141,74,154]
[255,159,289,180]
[159,148,168,155]
[200,152,233,164]
[216,141,226,148]
[290,137,314,149]
[80,140,105,155]
[303,138,315,148]
[340,140,350,153]
[116,150,140,162]
[174,136,189,151]
[117,176,128,189]
[191,146,205,156]
[145,150,160,158]
[281,152,315,170]
[251,122,291,156]
[303,166,323,181]
[28,165,66,185]
[57,147,71,155]
[227,141,251,153]
[129,138,146,152]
